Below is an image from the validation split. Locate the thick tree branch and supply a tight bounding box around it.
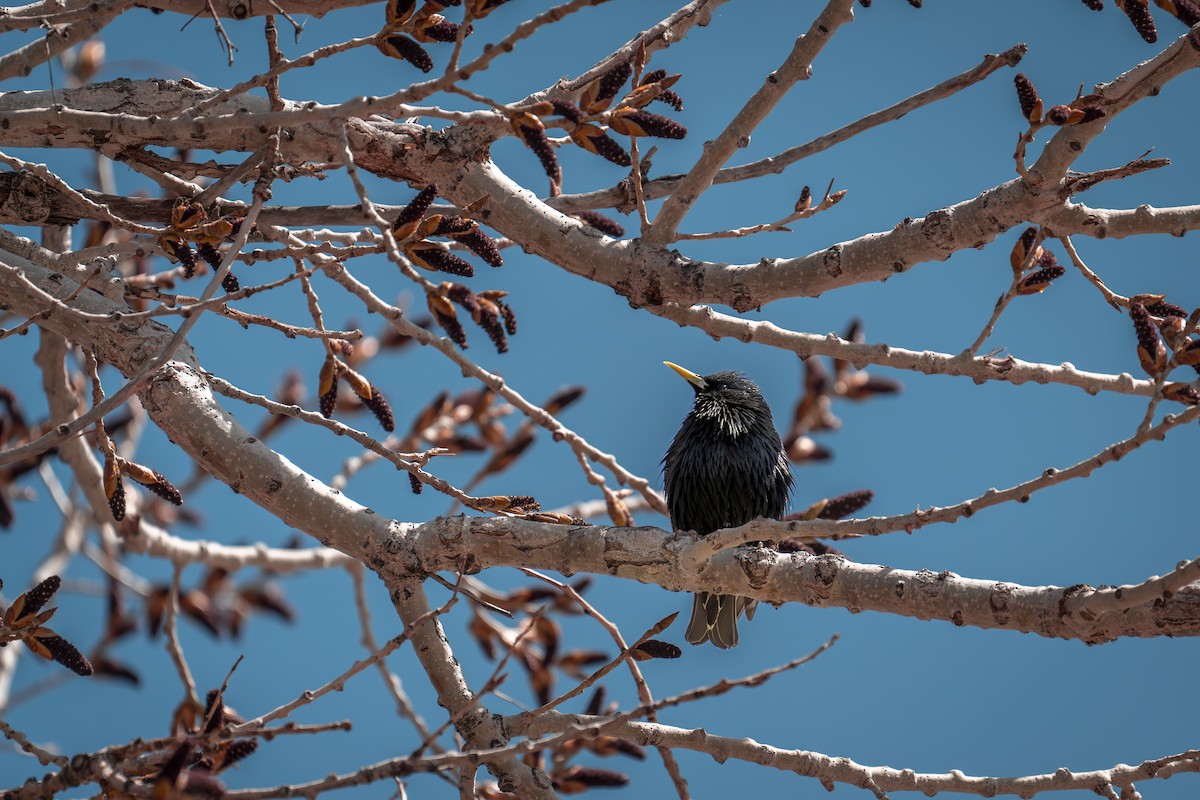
[1047,201,1200,239]
[385,579,556,799]
[650,302,1159,397]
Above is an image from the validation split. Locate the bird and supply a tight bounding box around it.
[661,361,793,649]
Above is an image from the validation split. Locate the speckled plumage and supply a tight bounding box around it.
[662,368,792,649]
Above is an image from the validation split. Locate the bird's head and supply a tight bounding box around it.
[663,361,772,437]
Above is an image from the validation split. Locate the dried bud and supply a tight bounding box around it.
[543,386,585,415]
[1130,301,1168,376]
[411,390,451,434]
[620,72,681,109]
[549,99,583,123]
[1081,0,1103,8]
[632,639,681,660]
[1122,0,1158,42]
[1045,104,1074,126]
[385,0,416,26]
[468,0,512,20]
[817,489,875,520]
[640,68,666,85]
[408,472,423,494]
[1045,104,1103,126]
[844,371,902,402]
[472,296,509,353]
[1010,226,1041,272]
[785,434,832,463]
[581,61,632,113]
[164,238,197,279]
[193,217,235,245]
[74,40,105,83]
[363,386,396,432]
[497,298,517,336]
[179,770,224,799]
[1164,382,1200,405]
[181,590,222,637]
[798,359,827,402]
[1159,314,1187,350]
[318,355,339,418]
[475,290,517,336]
[585,686,608,716]
[589,736,646,760]
[3,590,56,630]
[1177,339,1200,370]
[431,215,470,236]
[196,241,222,270]
[1017,264,1066,294]
[1144,299,1187,318]
[448,224,503,267]
[20,575,61,619]
[221,739,258,769]
[657,88,684,111]
[408,242,475,277]
[569,210,625,237]
[609,108,687,139]
[393,185,439,239]
[473,495,540,513]
[427,293,468,348]
[1014,74,1043,124]
[511,112,561,195]
[786,498,828,522]
[521,511,589,525]
[570,125,632,167]
[220,270,240,294]
[38,634,93,676]
[122,460,183,506]
[171,199,207,231]
[472,494,511,513]
[91,656,139,684]
[413,14,470,43]
[204,689,227,732]
[553,766,629,792]
[339,365,373,403]
[377,35,433,72]
[104,455,126,521]
[443,280,477,310]
[606,494,633,527]
[795,185,812,213]
[1167,0,1200,25]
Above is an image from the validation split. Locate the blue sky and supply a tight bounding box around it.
[2,1,1199,798]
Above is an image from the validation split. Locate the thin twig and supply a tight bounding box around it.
[165,561,201,712]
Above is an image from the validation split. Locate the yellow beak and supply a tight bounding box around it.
[663,361,707,390]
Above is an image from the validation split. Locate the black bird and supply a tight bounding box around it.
[662,362,793,649]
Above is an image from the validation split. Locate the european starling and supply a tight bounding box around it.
[662,362,793,649]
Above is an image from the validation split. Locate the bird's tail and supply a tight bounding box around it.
[685,592,757,649]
